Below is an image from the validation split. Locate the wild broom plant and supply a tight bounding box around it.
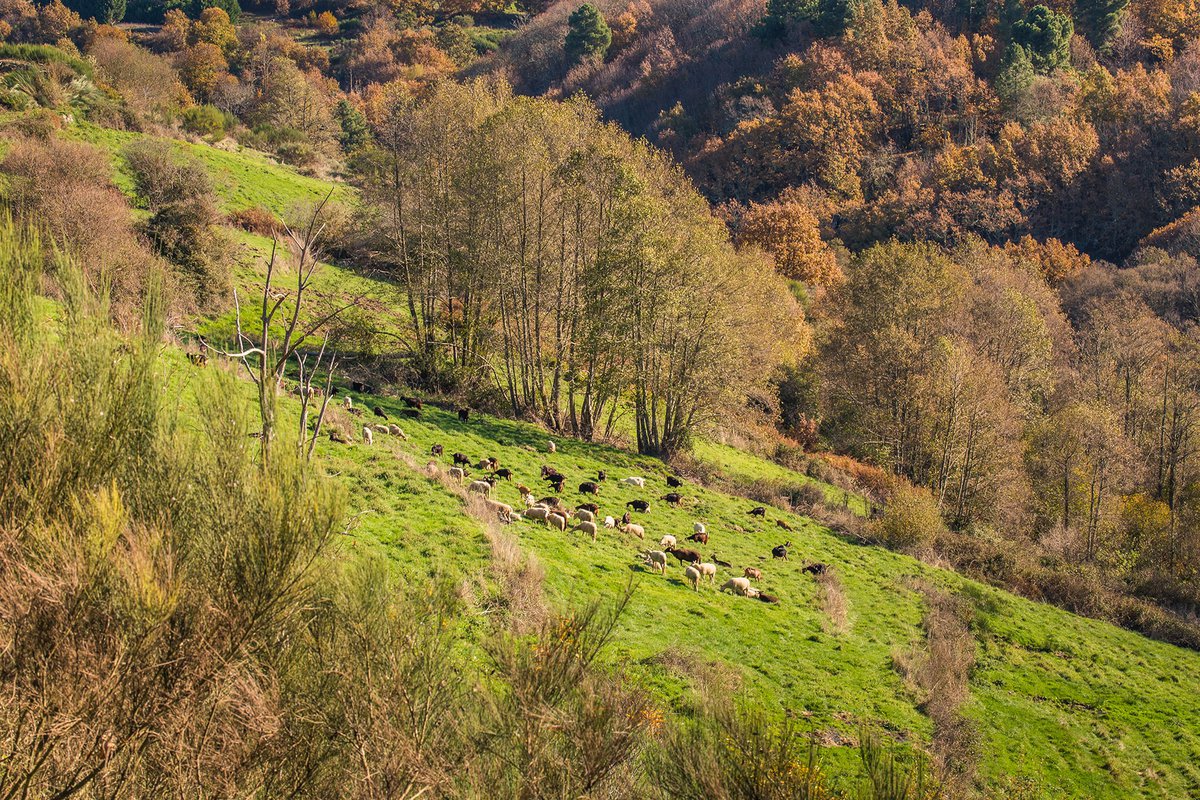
[0,216,657,798]
[0,214,353,797]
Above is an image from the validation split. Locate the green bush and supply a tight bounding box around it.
[874,483,944,551]
[180,103,228,137]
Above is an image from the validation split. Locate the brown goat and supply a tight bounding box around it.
[666,547,702,565]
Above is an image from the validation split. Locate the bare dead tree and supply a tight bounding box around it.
[297,333,338,460]
[210,191,357,462]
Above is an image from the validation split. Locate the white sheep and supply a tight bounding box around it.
[468,480,492,497]
[621,523,645,540]
[449,466,466,481]
[547,440,557,453]
[697,562,717,583]
[659,535,677,549]
[547,512,568,531]
[720,577,753,596]
[575,520,598,541]
[523,494,541,509]
[620,476,646,487]
[343,396,353,410]
[525,506,551,523]
[373,424,389,434]
[486,500,516,522]
[388,424,406,439]
[746,586,762,598]
[693,521,706,536]
[576,509,595,523]
[603,515,616,528]
[362,426,374,445]
[684,565,701,590]
[645,550,668,574]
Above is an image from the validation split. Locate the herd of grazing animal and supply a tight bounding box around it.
[268,385,836,610]
[427,436,833,606]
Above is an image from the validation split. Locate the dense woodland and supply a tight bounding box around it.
[2,0,1200,789]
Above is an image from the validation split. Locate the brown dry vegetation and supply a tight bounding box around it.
[892,585,979,796]
[816,569,850,635]
[0,135,173,326]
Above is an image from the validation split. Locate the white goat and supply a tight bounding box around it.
[645,550,668,574]
[362,426,374,445]
[693,521,707,536]
[620,476,646,488]
[603,515,616,528]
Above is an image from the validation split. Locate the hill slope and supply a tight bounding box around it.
[232,378,1200,799]
[64,120,1200,798]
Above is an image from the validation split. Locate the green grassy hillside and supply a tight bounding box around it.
[76,123,1199,798]
[239,383,1199,800]
[67,122,354,216]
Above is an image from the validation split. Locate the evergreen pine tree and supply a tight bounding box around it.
[1011,4,1073,73]
[564,3,612,64]
[996,42,1036,104]
[1075,0,1130,52]
[66,0,126,23]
